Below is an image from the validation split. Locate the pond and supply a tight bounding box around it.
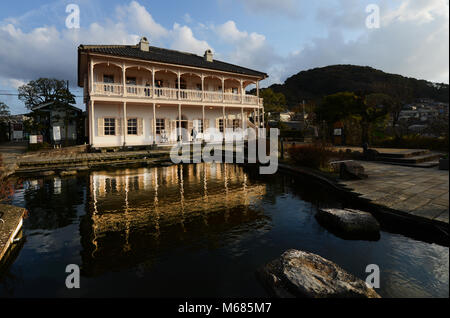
[0,163,448,297]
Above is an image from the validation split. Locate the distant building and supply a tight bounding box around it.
[271,111,293,122]
[30,102,84,144]
[77,37,267,148]
[8,114,30,141]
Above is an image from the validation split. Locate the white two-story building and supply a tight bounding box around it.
[78,37,268,148]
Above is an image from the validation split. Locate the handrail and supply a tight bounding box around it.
[92,83,262,106]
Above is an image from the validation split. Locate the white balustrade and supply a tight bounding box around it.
[93,83,261,106]
[203,91,223,102]
[224,93,241,103]
[94,83,124,96]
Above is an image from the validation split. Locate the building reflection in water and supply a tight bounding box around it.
[80,163,269,277]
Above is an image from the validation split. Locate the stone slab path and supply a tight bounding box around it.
[339,161,449,225]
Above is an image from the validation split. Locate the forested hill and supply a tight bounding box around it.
[267,65,449,108]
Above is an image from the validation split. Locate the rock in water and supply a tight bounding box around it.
[339,161,368,180]
[258,249,381,298]
[316,208,380,240]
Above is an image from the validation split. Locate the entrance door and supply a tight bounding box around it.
[176,120,189,142]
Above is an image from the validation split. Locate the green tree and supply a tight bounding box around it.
[0,102,10,121]
[0,102,11,142]
[18,78,75,110]
[357,93,390,144]
[259,88,287,115]
[316,92,389,144]
[18,78,76,144]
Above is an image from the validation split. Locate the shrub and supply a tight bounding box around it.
[287,142,335,169]
[28,142,51,152]
[372,135,449,152]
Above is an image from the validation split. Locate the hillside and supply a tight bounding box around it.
[266,65,449,108]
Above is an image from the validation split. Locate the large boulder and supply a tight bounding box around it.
[316,208,380,240]
[339,161,368,180]
[258,249,380,298]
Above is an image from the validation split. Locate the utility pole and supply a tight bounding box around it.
[302,100,306,121]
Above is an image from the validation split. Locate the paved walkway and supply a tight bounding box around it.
[339,161,449,225]
[0,141,28,178]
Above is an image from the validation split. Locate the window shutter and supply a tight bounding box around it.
[137,118,143,136]
[116,118,123,136]
[165,118,169,134]
[98,118,104,137]
[204,119,209,130]
[215,118,220,129]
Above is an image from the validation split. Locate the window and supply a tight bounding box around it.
[126,77,136,85]
[196,84,202,91]
[218,119,224,133]
[126,77,137,94]
[104,118,116,136]
[103,75,114,93]
[233,119,240,131]
[232,88,238,94]
[156,118,165,134]
[197,119,203,133]
[127,118,137,135]
[103,75,114,83]
[176,79,186,89]
[155,80,163,88]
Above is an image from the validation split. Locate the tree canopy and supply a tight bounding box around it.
[18,78,76,110]
[258,88,287,113]
[269,65,448,108]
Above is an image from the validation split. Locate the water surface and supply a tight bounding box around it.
[1,163,448,297]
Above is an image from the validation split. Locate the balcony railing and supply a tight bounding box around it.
[92,83,262,106]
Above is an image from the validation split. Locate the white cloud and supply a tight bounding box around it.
[170,23,211,55]
[238,0,301,17]
[183,13,193,24]
[0,0,448,115]
[279,0,449,84]
[115,1,168,39]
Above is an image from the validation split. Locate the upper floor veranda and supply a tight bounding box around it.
[78,38,268,108]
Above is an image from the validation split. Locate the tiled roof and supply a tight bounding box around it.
[78,44,268,78]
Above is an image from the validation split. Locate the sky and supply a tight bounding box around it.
[0,0,448,114]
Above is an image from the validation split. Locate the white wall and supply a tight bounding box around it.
[92,103,248,147]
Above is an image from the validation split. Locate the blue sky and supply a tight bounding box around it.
[0,0,449,114]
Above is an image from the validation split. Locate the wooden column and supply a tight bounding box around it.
[153,103,156,145]
[90,60,94,94]
[240,80,244,104]
[177,71,181,101]
[222,105,226,141]
[152,67,155,98]
[178,104,182,142]
[122,63,127,97]
[201,75,205,101]
[123,102,127,146]
[202,105,205,138]
[89,100,94,145]
[221,77,225,102]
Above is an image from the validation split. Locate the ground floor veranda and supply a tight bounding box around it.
[87,100,264,148]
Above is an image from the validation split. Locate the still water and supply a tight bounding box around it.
[0,163,448,297]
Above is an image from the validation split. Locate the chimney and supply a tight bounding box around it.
[139,37,149,52]
[204,49,213,62]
